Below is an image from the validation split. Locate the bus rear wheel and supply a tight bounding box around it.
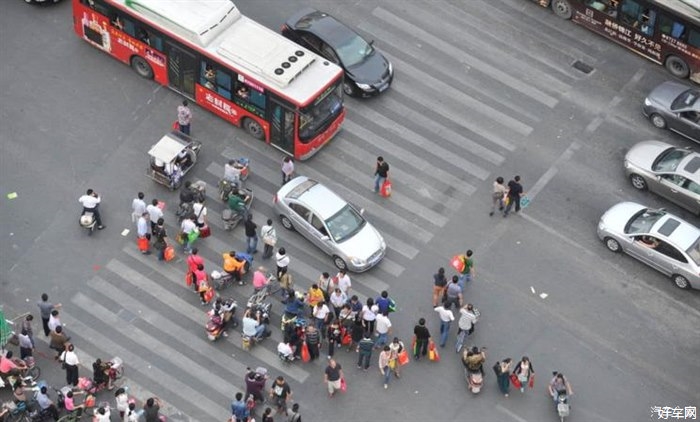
[243,118,264,140]
[551,0,573,20]
[665,55,689,79]
[131,56,154,79]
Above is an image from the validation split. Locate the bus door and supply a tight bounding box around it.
[270,99,295,156]
[165,42,196,98]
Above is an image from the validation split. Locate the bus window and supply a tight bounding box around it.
[585,0,618,17]
[137,28,151,45]
[216,70,232,100]
[250,89,266,110]
[640,10,656,36]
[111,14,124,31]
[689,29,700,49]
[619,0,642,26]
[200,61,233,100]
[659,15,686,39]
[123,19,136,38]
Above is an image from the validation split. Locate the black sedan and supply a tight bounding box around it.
[282,8,393,97]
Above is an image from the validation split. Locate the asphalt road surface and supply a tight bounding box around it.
[1,0,699,421]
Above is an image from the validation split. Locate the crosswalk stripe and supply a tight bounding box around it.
[60,303,230,422]
[377,96,507,165]
[343,119,475,198]
[377,231,419,260]
[357,19,545,128]
[349,106,491,180]
[384,53,534,138]
[292,149,450,227]
[372,6,559,109]
[326,134,472,205]
[107,256,311,383]
[400,0,575,94]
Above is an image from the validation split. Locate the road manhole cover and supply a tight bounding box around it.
[572,60,594,74]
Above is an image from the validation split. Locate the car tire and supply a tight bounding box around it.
[551,0,573,19]
[131,56,154,79]
[333,255,347,271]
[665,55,690,79]
[630,174,648,191]
[672,274,691,289]
[649,113,667,129]
[343,79,358,97]
[243,118,265,140]
[280,215,294,231]
[604,237,621,252]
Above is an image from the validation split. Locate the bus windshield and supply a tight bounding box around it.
[298,79,343,142]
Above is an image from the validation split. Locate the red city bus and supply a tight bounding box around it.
[534,0,700,83]
[73,0,346,160]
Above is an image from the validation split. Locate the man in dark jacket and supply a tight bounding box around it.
[503,175,524,217]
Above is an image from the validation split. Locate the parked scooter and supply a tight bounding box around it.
[206,298,237,341]
[79,211,97,235]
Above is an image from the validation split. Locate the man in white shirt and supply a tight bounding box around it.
[224,160,242,184]
[277,341,294,361]
[192,199,207,228]
[48,310,61,333]
[329,288,347,320]
[458,303,479,337]
[146,199,164,232]
[78,189,104,229]
[335,270,351,295]
[131,192,147,223]
[375,312,392,349]
[434,305,455,348]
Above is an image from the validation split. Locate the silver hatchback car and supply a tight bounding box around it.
[624,140,700,215]
[597,201,700,290]
[273,176,386,272]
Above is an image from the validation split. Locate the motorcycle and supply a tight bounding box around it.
[556,392,571,422]
[176,181,206,223]
[205,298,237,341]
[221,188,254,230]
[465,368,483,394]
[210,252,253,290]
[241,298,271,350]
[78,357,124,394]
[79,211,97,235]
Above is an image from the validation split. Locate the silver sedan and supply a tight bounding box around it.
[273,176,386,272]
[624,140,700,215]
[597,201,700,290]
[642,81,700,143]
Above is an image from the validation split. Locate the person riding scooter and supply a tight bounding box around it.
[227,188,250,220]
[92,359,114,390]
[253,267,269,292]
[223,160,242,185]
[222,251,246,285]
[463,346,487,375]
[242,308,268,342]
[548,371,573,403]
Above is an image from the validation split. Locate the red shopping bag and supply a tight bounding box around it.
[203,288,215,304]
[185,271,194,287]
[528,374,535,389]
[164,245,175,261]
[380,179,392,197]
[172,120,180,131]
[340,377,347,393]
[450,255,466,273]
[510,373,521,389]
[137,236,150,252]
[341,331,352,346]
[398,349,410,366]
[428,342,440,362]
[199,225,211,238]
[301,341,310,363]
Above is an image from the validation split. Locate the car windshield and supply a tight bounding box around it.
[335,33,374,67]
[671,89,700,111]
[652,148,691,172]
[298,79,343,143]
[325,204,366,243]
[686,237,700,266]
[624,208,667,234]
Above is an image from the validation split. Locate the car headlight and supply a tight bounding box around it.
[644,98,651,106]
[623,160,630,169]
[356,83,372,91]
[388,61,393,75]
[350,256,367,267]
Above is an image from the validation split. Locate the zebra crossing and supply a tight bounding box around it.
[54,1,596,419]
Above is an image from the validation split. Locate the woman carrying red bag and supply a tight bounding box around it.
[512,356,535,394]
